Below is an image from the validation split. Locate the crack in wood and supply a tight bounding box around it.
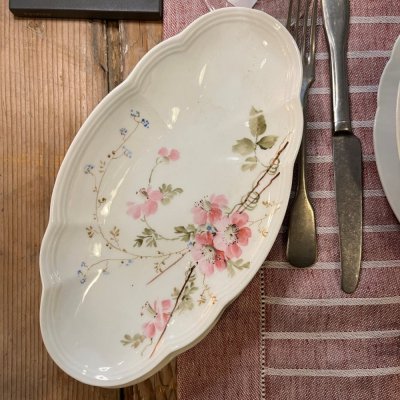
[106,20,123,91]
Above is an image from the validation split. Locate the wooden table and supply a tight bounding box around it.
[0,1,177,398]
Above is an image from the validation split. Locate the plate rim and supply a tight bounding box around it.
[373,35,400,222]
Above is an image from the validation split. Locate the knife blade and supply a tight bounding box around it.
[322,0,363,293]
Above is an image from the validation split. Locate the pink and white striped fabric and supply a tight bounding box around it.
[163,1,400,399]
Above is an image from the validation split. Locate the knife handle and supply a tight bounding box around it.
[322,0,351,132]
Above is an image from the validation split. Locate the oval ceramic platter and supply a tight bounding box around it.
[40,8,302,387]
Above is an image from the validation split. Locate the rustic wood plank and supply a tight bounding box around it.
[108,20,178,400]
[0,0,119,398]
[106,20,123,91]
[123,360,177,400]
[119,21,163,80]
[106,20,163,91]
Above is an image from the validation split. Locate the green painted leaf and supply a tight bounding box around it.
[174,226,187,234]
[171,287,180,299]
[110,226,120,238]
[134,227,160,248]
[159,184,183,205]
[174,275,199,313]
[143,228,153,235]
[241,163,257,172]
[257,135,278,150]
[120,333,145,348]
[227,259,251,276]
[226,262,235,277]
[133,238,143,247]
[245,156,257,163]
[249,107,266,137]
[174,224,197,242]
[232,138,255,156]
[86,226,95,238]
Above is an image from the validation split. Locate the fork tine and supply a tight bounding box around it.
[286,0,293,29]
[308,0,318,66]
[301,0,310,57]
[294,0,302,44]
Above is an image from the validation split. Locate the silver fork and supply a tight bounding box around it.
[286,0,318,268]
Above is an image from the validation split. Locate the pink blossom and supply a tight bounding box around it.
[126,202,142,219]
[142,299,172,339]
[213,212,252,259]
[191,194,228,225]
[127,187,163,219]
[191,232,226,276]
[158,147,168,157]
[158,147,180,161]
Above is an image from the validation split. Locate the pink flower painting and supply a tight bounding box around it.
[190,232,227,276]
[127,187,163,219]
[158,147,180,161]
[191,194,228,225]
[214,212,252,259]
[142,299,172,339]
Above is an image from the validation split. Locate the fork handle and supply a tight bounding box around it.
[322,0,351,133]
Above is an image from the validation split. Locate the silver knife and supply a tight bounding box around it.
[322,0,363,293]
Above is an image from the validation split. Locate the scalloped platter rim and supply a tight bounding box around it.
[40,8,303,388]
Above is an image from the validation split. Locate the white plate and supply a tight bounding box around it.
[40,8,302,388]
[396,81,400,158]
[374,35,400,222]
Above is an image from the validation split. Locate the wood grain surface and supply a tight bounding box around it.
[0,0,175,397]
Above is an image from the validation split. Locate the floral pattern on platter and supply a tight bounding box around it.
[79,107,288,357]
